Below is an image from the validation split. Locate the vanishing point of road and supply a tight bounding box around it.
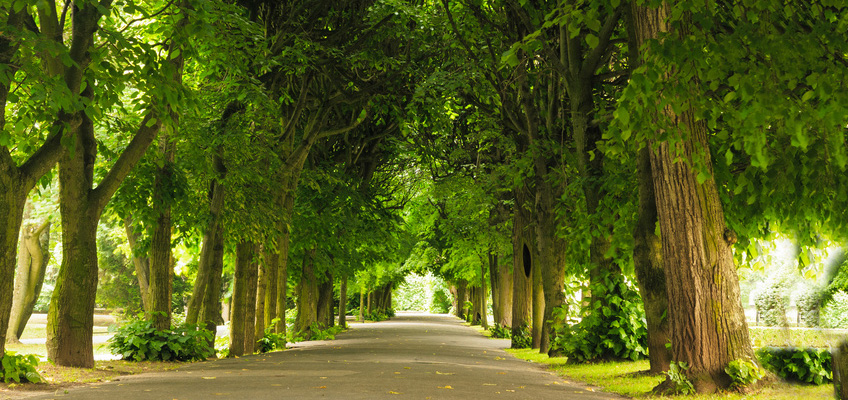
[25,313,626,399]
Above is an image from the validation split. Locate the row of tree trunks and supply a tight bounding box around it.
[5,217,50,344]
[488,252,513,328]
[294,248,318,338]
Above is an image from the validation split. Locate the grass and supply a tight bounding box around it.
[506,349,834,400]
[5,342,115,361]
[17,324,109,341]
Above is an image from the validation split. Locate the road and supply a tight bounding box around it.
[23,313,626,399]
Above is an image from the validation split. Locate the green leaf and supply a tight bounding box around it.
[585,33,599,49]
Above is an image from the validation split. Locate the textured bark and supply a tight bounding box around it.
[254,247,268,349]
[274,227,289,337]
[511,196,533,347]
[358,288,365,321]
[263,245,277,328]
[454,279,468,320]
[531,246,545,350]
[489,252,513,328]
[338,274,348,328]
[6,219,50,343]
[632,147,671,373]
[244,246,259,354]
[295,249,318,338]
[149,129,177,331]
[199,225,225,347]
[229,242,254,357]
[316,271,334,329]
[470,286,481,325]
[633,2,755,391]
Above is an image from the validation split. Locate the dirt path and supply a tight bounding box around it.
[20,313,626,399]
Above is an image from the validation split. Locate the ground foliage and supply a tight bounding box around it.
[107,316,213,362]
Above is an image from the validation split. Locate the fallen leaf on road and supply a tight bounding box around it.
[314,386,327,389]
[483,383,496,386]
[494,356,505,360]
[202,377,216,380]
[438,385,453,389]
[388,391,401,394]
[435,371,454,375]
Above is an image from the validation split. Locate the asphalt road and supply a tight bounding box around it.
[23,313,626,399]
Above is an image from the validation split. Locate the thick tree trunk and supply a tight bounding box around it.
[511,196,533,347]
[535,181,565,354]
[455,279,468,320]
[243,245,259,354]
[295,249,318,338]
[274,226,290,336]
[496,255,513,327]
[489,253,501,325]
[358,288,365,321]
[263,245,277,329]
[470,286,480,325]
[6,219,50,343]
[149,131,176,331]
[338,274,348,328]
[632,147,671,373]
[633,2,755,392]
[229,242,254,357]
[254,247,268,349]
[531,247,545,349]
[199,225,225,348]
[0,184,28,354]
[316,271,334,329]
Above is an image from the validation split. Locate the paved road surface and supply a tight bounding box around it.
[22,313,626,399]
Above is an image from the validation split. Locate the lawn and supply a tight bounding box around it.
[507,349,834,400]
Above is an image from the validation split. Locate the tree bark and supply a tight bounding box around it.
[316,271,334,329]
[338,274,348,328]
[479,262,488,329]
[243,245,259,354]
[531,245,545,350]
[199,224,225,348]
[359,288,365,321]
[455,279,468,320]
[6,218,50,343]
[149,128,177,331]
[295,248,318,338]
[229,242,254,357]
[263,244,277,329]
[632,146,671,373]
[511,195,533,348]
[835,339,848,400]
[254,246,268,349]
[632,2,756,391]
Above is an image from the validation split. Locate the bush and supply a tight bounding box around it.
[257,318,285,353]
[664,361,695,395]
[725,358,766,389]
[1,352,42,383]
[551,273,648,362]
[754,283,789,327]
[489,324,511,339]
[107,316,214,362]
[510,325,531,349]
[795,285,823,327]
[821,291,848,329]
[756,346,832,385]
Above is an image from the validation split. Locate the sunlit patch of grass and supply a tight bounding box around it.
[5,342,115,361]
[506,349,833,400]
[18,324,110,340]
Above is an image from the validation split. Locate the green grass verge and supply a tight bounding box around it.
[506,349,833,400]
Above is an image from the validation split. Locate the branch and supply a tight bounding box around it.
[18,127,63,191]
[580,8,622,81]
[317,109,369,139]
[91,112,162,213]
[116,0,176,36]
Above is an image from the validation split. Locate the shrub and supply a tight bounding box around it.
[257,318,285,353]
[551,273,648,362]
[431,289,451,314]
[725,358,766,389]
[510,325,532,349]
[107,316,214,362]
[664,361,695,395]
[795,285,823,327]
[754,283,789,327]
[489,324,511,339]
[1,352,42,384]
[756,346,832,385]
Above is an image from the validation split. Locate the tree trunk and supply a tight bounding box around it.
[511,196,533,348]
[338,274,348,328]
[274,225,290,337]
[835,339,848,400]
[632,147,671,373]
[199,225,225,348]
[263,244,277,329]
[243,245,259,355]
[6,219,50,343]
[229,242,254,357]
[0,183,29,355]
[295,248,318,338]
[124,217,151,314]
[254,246,268,349]
[531,246,545,349]
[479,262,488,329]
[489,252,501,325]
[149,130,177,331]
[316,271,334,329]
[455,279,468,320]
[633,2,755,392]
[497,255,513,328]
[470,286,480,325]
[535,179,565,354]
